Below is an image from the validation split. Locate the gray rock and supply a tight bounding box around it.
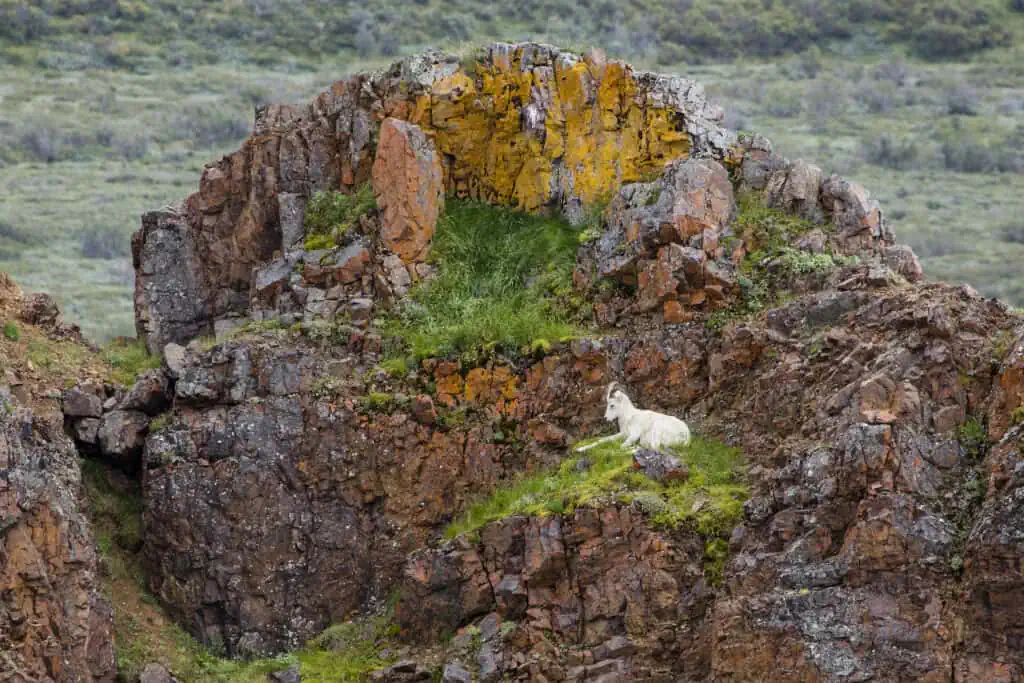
[73,417,101,445]
[267,664,300,683]
[633,448,688,483]
[478,642,501,682]
[479,612,501,642]
[97,410,150,469]
[140,663,178,683]
[163,343,188,379]
[278,193,307,251]
[62,386,103,418]
[122,370,171,416]
[442,663,472,683]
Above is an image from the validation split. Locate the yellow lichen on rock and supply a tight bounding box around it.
[412,44,692,215]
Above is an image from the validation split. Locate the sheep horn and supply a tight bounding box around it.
[605,382,619,402]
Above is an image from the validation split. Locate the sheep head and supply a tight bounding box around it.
[604,382,633,423]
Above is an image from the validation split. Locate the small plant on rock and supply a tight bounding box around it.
[304,184,376,251]
[3,321,19,341]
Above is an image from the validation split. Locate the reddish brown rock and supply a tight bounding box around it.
[1,406,115,682]
[372,118,444,263]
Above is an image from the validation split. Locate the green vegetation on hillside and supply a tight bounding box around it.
[445,435,748,546]
[384,199,586,362]
[1,0,1019,69]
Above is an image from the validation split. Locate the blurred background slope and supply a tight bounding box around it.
[1,0,1022,341]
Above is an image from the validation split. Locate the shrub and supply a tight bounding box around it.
[81,226,129,259]
[946,85,979,116]
[3,321,20,341]
[1001,223,1024,244]
[863,135,920,171]
[303,184,376,250]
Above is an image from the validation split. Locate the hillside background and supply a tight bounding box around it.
[1,0,1023,341]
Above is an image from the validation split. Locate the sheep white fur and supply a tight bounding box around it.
[575,382,691,452]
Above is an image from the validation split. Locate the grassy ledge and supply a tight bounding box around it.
[383,199,588,363]
[102,337,162,386]
[304,184,377,251]
[444,435,748,552]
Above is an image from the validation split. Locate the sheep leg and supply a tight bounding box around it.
[575,431,625,453]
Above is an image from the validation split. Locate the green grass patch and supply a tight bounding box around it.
[3,321,19,341]
[444,434,748,540]
[304,184,376,251]
[102,337,161,386]
[384,199,586,362]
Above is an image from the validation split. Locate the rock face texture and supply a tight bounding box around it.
[123,42,1024,681]
[0,404,115,682]
[373,118,445,262]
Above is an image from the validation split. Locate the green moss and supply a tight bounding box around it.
[379,357,409,378]
[102,338,161,386]
[3,321,19,341]
[703,538,730,586]
[383,199,586,362]
[303,184,376,251]
[1011,406,1024,426]
[359,392,393,411]
[444,434,748,540]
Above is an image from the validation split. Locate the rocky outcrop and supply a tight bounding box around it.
[0,402,115,682]
[122,42,1024,682]
[132,43,736,353]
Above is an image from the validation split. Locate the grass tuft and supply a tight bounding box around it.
[3,321,19,341]
[102,338,162,386]
[384,199,586,362]
[444,434,748,540]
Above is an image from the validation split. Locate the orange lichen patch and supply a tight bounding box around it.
[411,45,691,213]
[463,367,519,416]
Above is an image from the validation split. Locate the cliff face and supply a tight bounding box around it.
[0,279,115,683]
[102,42,1024,680]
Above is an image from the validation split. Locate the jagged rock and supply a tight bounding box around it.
[372,118,444,263]
[122,369,171,416]
[97,409,150,469]
[19,291,60,327]
[163,342,188,379]
[765,158,825,223]
[883,244,924,282]
[73,417,102,445]
[370,660,432,682]
[441,663,472,683]
[1,405,115,681]
[267,664,300,683]
[140,663,178,683]
[632,448,688,483]
[278,192,307,251]
[63,385,104,418]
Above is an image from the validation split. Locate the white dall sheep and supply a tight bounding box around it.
[575,382,691,452]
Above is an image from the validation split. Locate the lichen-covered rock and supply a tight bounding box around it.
[372,118,445,263]
[0,405,115,682]
[63,384,104,418]
[122,369,171,416]
[97,409,150,469]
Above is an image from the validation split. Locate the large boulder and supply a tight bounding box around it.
[372,118,445,263]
